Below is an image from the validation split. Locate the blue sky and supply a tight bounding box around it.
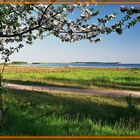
[10,4,140,63]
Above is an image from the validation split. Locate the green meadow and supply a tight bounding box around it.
[4,66,140,91]
[0,66,140,135]
[1,89,140,136]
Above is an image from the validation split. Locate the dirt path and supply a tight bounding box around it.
[5,83,140,98]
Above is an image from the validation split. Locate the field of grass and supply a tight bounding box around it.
[3,66,140,91]
[1,88,140,136]
[0,66,140,135]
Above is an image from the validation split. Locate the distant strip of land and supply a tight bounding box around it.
[1,61,121,65]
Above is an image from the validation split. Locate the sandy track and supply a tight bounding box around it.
[5,83,140,98]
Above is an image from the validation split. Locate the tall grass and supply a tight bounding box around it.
[1,89,140,136]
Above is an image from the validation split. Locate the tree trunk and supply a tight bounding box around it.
[0,76,3,128]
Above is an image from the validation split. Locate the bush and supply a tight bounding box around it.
[125,94,137,116]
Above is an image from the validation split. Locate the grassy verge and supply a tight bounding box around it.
[1,89,140,136]
[3,66,140,91]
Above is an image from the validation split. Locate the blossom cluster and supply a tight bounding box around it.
[0,4,140,62]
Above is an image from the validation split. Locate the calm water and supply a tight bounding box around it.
[21,63,140,69]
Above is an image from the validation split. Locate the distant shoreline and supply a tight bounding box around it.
[4,62,140,69]
[31,62,140,65]
[1,61,140,65]
[5,61,140,65]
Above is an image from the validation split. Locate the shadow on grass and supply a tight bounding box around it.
[3,89,140,133]
[5,79,86,89]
